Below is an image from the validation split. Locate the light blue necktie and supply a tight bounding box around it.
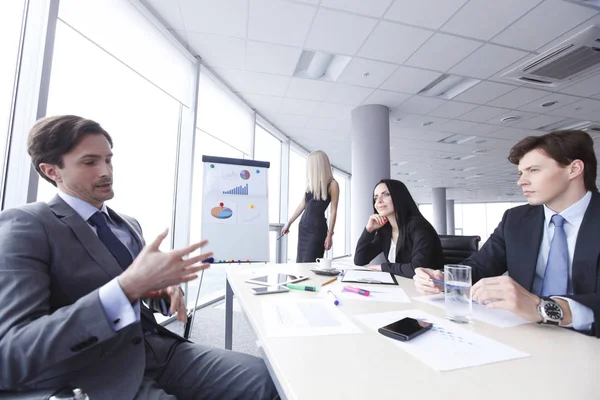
[541,214,569,296]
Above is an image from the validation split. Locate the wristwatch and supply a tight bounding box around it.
[537,297,564,325]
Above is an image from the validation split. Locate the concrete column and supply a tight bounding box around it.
[432,187,447,235]
[350,105,390,253]
[446,199,455,235]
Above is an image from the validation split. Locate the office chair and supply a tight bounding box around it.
[438,235,480,265]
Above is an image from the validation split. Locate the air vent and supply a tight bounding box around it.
[502,25,600,87]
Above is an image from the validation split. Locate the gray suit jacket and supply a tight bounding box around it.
[0,195,180,398]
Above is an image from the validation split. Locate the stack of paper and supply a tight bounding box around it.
[320,283,411,303]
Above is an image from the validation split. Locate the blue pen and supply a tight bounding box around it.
[431,279,444,285]
[327,290,339,306]
[202,257,215,264]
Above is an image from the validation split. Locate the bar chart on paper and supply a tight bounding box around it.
[223,183,249,195]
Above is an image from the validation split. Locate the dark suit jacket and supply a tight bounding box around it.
[463,191,600,337]
[354,216,445,277]
[0,196,182,398]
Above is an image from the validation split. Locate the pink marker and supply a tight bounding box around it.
[343,286,370,297]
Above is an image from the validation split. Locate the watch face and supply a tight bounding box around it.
[544,302,563,320]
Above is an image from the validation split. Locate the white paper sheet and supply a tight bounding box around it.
[261,299,363,338]
[342,269,396,284]
[413,294,530,328]
[354,309,530,371]
[330,258,370,270]
[319,283,411,303]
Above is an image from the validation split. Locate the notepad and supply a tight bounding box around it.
[341,270,398,285]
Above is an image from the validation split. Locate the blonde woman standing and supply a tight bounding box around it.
[282,150,340,262]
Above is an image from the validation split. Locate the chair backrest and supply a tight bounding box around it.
[438,235,480,265]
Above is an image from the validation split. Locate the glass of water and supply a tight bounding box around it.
[444,264,472,323]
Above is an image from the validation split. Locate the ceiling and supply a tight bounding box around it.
[141,0,600,203]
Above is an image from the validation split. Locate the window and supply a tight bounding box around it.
[254,124,281,223]
[0,0,27,198]
[36,21,181,252]
[332,171,347,257]
[286,148,307,262]
[418,204,434,226]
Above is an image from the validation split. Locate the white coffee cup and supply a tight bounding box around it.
[316,257,332,269]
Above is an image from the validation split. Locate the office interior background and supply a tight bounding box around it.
[2,0,600,311]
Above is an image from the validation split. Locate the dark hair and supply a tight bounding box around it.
[27,115,113,186]
[373,179,423,248]
[508,129,597,192]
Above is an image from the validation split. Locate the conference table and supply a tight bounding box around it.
[223,261,598,400]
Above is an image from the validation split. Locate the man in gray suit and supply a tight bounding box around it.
[0,115,279,399]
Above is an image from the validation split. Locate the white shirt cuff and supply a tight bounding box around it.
[553,296,594,331]
[99,278,140,331]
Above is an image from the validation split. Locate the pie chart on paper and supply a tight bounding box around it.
[240,170,251,180]
[211,206,233,219]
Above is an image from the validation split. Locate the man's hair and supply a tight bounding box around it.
[508,129,597,192]
[27,115,113,186]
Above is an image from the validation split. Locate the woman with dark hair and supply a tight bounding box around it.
[354,179,444,277]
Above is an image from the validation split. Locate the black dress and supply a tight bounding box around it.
[296,185,331,263]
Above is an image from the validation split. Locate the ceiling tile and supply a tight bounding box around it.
[305,9,377,55]
[211,68,247,92]
[186,33,246,69]
[513,113,564,130]
[536,14,600,53]
[428,101,478,118]
[438,120,477,133]
[321,0,394,18]
[285,78,335,101]
[248,0,316,46]
[362,89,411,108]
[449,44,531,79]
[560,73,600,97]
[280,98,321,115]
[492,0,596,51]
[312,102,355,119]
[358,21,433,64]
[269,113,310,128]
[441,0,541,40]
[398,96,446,114]
[463,123,502,135]
[325,84,374,105]
[243,71,291,96]
[487,87,549,108]
[380,66,442,93]
[459,105,509,122]
[453,81,518,104]
[246,41,302,76]
[336,58,398,88]
[306,117,342,130]
[241,93,283,112]
[180,0,248,38]
[486,127,537,141]
[487,110,539,126]
[391,114,450,129]
[384,0,467,30]
[547,98,600,119]
[518,92,581,113]
[405,33,481,72]
[142,0,186,30]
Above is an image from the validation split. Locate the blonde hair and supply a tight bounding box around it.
[307,150,333,201]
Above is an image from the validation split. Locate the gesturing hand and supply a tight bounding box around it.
[119,229,213,303]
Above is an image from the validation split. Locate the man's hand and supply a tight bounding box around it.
[413,267,444,295]
[164,285,187,323]
[368,264,382,271]
[471,276,542,322]
[119,229,212,303]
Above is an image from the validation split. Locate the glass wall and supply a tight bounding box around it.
[36,19,182,251]
[0,0,27,199]
[286,148,308,262]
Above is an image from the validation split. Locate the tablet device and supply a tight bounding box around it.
[245,273,308,286]
[250,285,289,295]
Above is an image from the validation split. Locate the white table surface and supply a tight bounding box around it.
[225,262,599,400]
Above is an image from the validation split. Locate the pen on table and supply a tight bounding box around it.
[431,279,444,285]
[321,277,338,287]
[286,284,317,292]
[327,290,339,306]
[343,286,370,297]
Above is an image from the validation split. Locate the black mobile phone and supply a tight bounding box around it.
[250,285,290,295]
[378,317,433,342]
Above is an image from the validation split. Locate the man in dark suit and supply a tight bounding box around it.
[415,130,599,337]
[0,115,279,399]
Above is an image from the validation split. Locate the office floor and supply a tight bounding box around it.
[165,298,262,358]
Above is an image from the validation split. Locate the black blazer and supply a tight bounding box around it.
[464,191,600,337]
[354,216,445,277]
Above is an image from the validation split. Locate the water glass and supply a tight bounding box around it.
[444,264,472,323]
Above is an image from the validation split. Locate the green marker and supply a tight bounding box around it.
[286,284,317,292]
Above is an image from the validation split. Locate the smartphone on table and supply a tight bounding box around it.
[378,317,433,341]
[250,285,290,295]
